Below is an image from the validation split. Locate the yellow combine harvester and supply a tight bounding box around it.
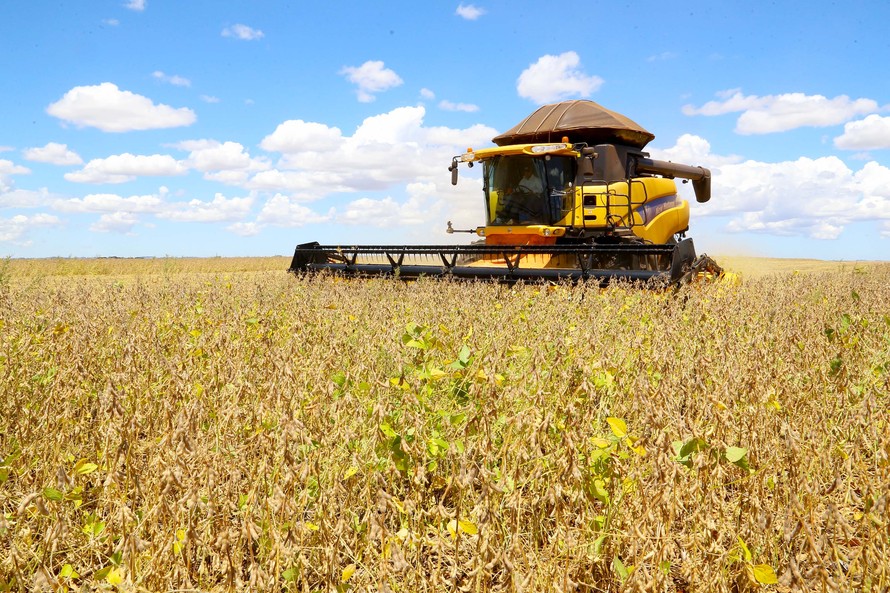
[290,100,721,284]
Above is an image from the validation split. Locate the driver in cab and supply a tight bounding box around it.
[517,164,543,194]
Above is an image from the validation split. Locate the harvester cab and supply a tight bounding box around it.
[290,100,722,284]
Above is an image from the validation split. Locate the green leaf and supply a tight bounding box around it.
[737,536,753,563]
[59,564,78,579]
[43,487,64,501]
[458,344,471,365]
[612,555,629,581]
[753,563,778,584]
[93,566,112,580]
[829,357,843,376]
[76,462,98,475]
[591,478,610,504]
[331,371,347,388]
[724,447,747,463]
[680,437,708,458]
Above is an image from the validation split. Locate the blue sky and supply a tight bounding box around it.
[2,1,889,260]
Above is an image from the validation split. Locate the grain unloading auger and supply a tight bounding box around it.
[290,100,722,284]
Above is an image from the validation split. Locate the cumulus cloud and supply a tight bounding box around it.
[224,105,494,234]
[90,211,140,233]
[340,61,403,103]
[23,142,83,166]
[652,134,890,240]
[152,71,191,87]
[158,193,254,222]
[65,153,187,184]
[439,100,479,113]
[222,24,264,40]
[517,52,603,104]
[177,140,270,177]
[226,221,262,236]
[47,83,196,132]
[255,193,333,227]
[52,188,257,232]
[682,89,881,134]
[339,182,439,228]
[259,121,344,153]
[0,159,31,176]
[251,106,496,203]
[53,192,163,213]
[0,188,59,209]
[420,88,435,100]
[0,159,31,193]
[0,213,61,244]
[834,114,890,150]
[124,0,145,11]
[456,4,486,20]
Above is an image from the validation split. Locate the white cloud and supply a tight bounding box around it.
[0,188,58,209]
[221,24,264,40]
[152,71,191,87]
[834,114,890,150]
[456,4,486,20]
[157,193,254,222]
[54,188,255,229]
[420,88,435,100]
[178,140,270,175]
[646,51,678,62]
[226,221,262,236]
[338,182,439,228]
[0,159,31,176]
[53,192,163,213]
[23,142,83,166]
[253,106,497,202]
[654,134,890,240]
[648,134,743,167]
[340,61,403,103]
[0,213,61,244]
[517,51,603,104]
[255,193,333,226]
[103,18,120,26]
[65,153,187,184]
[47,83,196,132]
[259,121,344,153]
[682,90,881,134]
[90,211,140,234]
[439,100,479,113]
[124,0,145,11]
[0,159,31,193]
[201,95,220,103]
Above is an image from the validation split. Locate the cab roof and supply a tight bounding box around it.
[492,100,655,149]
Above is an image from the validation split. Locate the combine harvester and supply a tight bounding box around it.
[290,100,722,284]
